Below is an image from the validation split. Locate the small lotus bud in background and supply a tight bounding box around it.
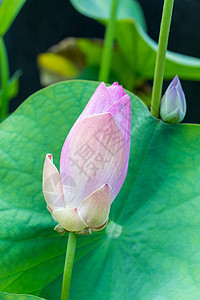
[160,75,186,124]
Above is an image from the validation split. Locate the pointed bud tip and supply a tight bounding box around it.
[172,75,179,85]
[46,153,53,161]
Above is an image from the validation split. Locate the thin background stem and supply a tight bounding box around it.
[61,232,77,300]
[0,36,9,119]
[151,0,175,118]
[98,0,119,82]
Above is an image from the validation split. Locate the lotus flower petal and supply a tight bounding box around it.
[106,94,131,200]
[78,183,112,229]
[61,83,115,156]
[53,208,87,232]
[76,82,126,121]
[91,220,108,232]
[77,228,92,235]
[163,107,183,123]
[107,82,126,101]
[78,82,113,119]
[43,154,65,211]
[60,113,126,207]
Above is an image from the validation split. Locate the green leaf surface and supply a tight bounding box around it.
[70,0,146,31]
[1,80,200,299]
[0,292,45,299]
[0,0,26,36]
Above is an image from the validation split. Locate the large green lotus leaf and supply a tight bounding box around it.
[1,81,200,299]
[70,0,146,31]
[0,0,26,36]
[0,292,45,299]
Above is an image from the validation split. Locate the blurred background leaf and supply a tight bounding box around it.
[70,0,147,30]
[115,19,200,82]
[0,70,22,108]
[70,0,200,87]
[0,0,26,119]
[36,0,200,111]
[0,0,26,36]
[37,37,132,88]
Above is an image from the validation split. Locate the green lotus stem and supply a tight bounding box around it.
[151,0,175,118]
[98,0,119,82]
[61,233,77,300]
[0,37,9,119]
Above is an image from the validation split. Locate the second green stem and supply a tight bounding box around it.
[98,0,119,83]
[151,0,175,118]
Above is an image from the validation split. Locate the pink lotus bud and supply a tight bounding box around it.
[43,82,131,234]
[160,75,187,124]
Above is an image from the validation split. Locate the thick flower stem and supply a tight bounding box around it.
[0,37,9,120]
[151,0,175,118]
[98,0,119,83]
[61,233,77,300]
